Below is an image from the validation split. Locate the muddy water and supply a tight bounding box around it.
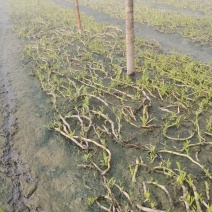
[52,0,212,64]
[0,0,99,211]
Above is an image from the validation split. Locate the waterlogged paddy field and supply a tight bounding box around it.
[5,0,212,211]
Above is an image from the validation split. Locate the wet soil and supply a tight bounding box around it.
[1,0,211,211]
[52,0,212,65]
[150,3,206,17]
[0,1,33,210]
[0,0,99,211]
[120,0,209,17]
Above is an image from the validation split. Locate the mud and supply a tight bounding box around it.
[0,0,99,211]
[0,0,211,211]
[53,0,212,64]
[0,1,35,210]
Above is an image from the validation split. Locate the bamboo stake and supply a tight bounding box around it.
[74,0,82,34]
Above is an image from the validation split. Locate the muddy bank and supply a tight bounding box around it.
[0,0,30,210]
[52,0,212,65]
[0,0,99,211]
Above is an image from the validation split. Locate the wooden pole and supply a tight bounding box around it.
[74,0,82,34]
[125,0,135,75]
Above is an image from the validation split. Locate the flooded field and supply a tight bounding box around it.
[0,0,211,211]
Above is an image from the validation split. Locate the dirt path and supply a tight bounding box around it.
[0,1,37,210]
[0,0,96,211]
[52,0,212,65]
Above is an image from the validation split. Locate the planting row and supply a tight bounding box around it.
[77,0,212,43]
[142,0,212,15]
